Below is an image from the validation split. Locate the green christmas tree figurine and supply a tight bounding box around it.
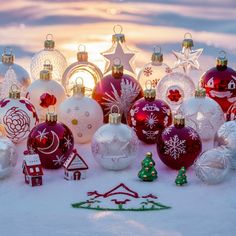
[175,167,187,186]
[138,152,158,181]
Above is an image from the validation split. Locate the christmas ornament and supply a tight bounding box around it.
[214,121,236,169]
[194,147,230,184]
[172,33,203,74]
[27,110,74,169]
[92,59,143,123]
[178,87,225,142]
[127,83,172,143]
[175,167,187,186]
[0,85,39,143]
[22,151,43,187]
[72,183,171,211]
[138,152,158,182]
[91,106,139,170]
[58,78,103,144]
[30,34,67,83]
[26,62,66,121]
[63,149,89,181]
[156,72,195,114]
[62,45,103,96]
[0,125,17,179]
[0,47,31,99]
[156,115,202,170]
[226,102,236,121]
[137,46,172,89]
[200,51,236,112]
[102,25,136,76]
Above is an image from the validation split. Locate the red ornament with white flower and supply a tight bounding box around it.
[0,87,39,143]
[26,63,66,121]
[127,87,172,144]
[200,52,236,113]
[156,115,202,170]
[27,111,74,169]
[92,61,143,123]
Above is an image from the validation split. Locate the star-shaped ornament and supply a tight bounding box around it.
[102,43,136,75]
[172,47,203,74]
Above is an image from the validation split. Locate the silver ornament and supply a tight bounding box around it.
[0,135,17,179]
[194,147,230,184]
[214,121,236,169]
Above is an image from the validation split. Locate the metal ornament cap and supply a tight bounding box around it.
[43,61,53,71]
[46,112,57,123]
[182,38,194,48]
[112,64,124,77]
[2,48,14,64]
[40,69,52,80]
[109,113,121,124]
[216,51,228,67]
[9,90,20,99]
[72,84,85,96]
[174,114,185,127]
[151,52,163,63]
[77,51,88,62]
[195,87,206,97]
[144,88,156,100]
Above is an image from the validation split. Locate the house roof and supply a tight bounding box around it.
[63,149,88,171]
[24,154,41,166]
[23,154,43,176]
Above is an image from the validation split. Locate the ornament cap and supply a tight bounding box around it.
[146,152,152,158]
[112,25,125,43]
[40,69,52,80]
[144,88,156,100]
[77,45,88,62]
[9,84,20,99]
[43,60,53,71]
[72,77,85,96]
[151,46,163,63]
[46,110,57,123]
[44,34,55,49]
[2,47,14,64]
[195,87,206,97]
[174,114,185,128]
[182,33,194,48]
[109,105,121,124]
[216,51,228,67]
[112,58,124,78]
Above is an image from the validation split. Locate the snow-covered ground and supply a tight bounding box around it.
[0,1,236,236]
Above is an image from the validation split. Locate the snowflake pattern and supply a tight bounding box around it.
[164,135,186,160]
[142,130,159,140]
[53,154,66,166]
[102,79,141,118]
[143,66,153,77]
[36,128,49,142]
[188,129,198,140]
[163,126,172,135]
[64,136,73,149]
[145,113,158,129]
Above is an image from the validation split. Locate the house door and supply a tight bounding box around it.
[74,171,81,180]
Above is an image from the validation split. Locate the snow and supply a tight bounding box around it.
[0,0,236,235]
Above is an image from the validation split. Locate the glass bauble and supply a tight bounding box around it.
[156,72,195,114]
[178,88,225,142]
[92,63,143,123]
[0,125,17,179]
[194,147,230,184]
[138,47,171,89]
[0,88,39,143]
[62,45,103,97]
[127,88,172,144]
[91,111,139,170]
[0,47,31,99]
[226,102,236,121]
[214,120,236,169]
[200,52,236,112]
[58,82,103,144]
[30,34,67,83]
[26,66,66,121]
[27,112,74,169]
[156,115,202,170]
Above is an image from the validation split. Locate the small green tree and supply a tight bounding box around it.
[138,152,157,182]
[175,167,187,186]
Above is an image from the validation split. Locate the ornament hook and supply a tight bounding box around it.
[154,45,161,54]
[218,50,227,59]
[110,105,120,114]
[46,34,54,41]
[75,77,84,86]
[184,32,192,39]
[113,24,123,34]
[47,106,56,114]
[78,44,86,52]
[145,80,152,90]
[4,47,13,55]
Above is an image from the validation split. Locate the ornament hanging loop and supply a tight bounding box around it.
[113,24,123,34]
[46,34,53,41]
[154,45,161,54]
[145,80,152,90]
[217,50,228,67]
[184,32,192,39]
[44,34,55,49]
[77,44,88,61]
[182,32,194,48]
[78,44,86,52]
[75,77,84,86]
[2,47,14,64]
[4,47,13,55]
[218,50,227,59]
[111,105,120,114]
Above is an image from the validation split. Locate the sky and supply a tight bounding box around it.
[0,0,235,75]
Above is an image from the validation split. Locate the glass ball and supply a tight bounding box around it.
[156,72,195,114]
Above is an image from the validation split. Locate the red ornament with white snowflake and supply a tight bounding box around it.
[156,115,202,170]
[92,61,143,123]
[27,111,74,169]
[200,51,236,113]
[226,102,236,121]
[0,86,39,143]
[127,87,172,144]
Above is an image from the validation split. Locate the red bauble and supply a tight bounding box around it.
[226,102,236,121]
[27,113,74,169]
[200,54,236,112]
[92,65,143,123]
[127,89,172,144]
[156,116,202,169]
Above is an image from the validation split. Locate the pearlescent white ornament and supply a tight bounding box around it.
[214,121,236,169]
[178,90,225,142]
[194,147,230,184]
[91,112,139,170]
[58,84,103,144]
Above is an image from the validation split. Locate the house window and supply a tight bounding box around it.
[30,168,34,173]
[36,167,40,172]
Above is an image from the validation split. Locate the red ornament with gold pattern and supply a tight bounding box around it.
[200,51,236,113]
[156,115,202,170]
[92,60,143,123]
[27,111,74,169]
[127,83,172,144]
